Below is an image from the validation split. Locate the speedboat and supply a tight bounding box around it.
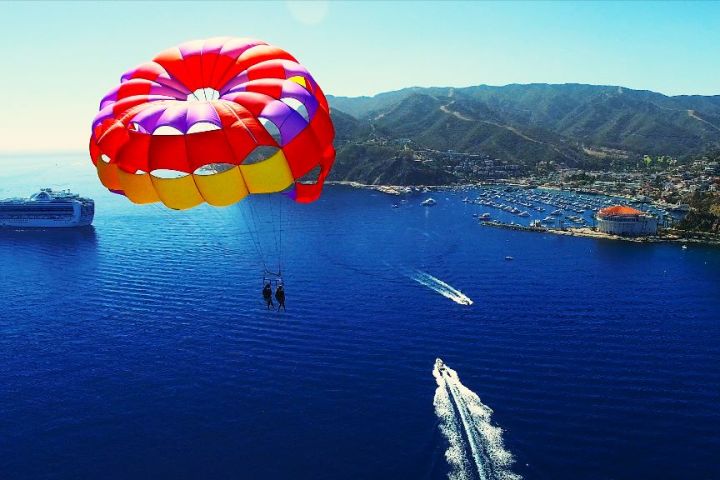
[421,198,436,206]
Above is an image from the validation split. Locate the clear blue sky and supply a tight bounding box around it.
[1,0,719,152]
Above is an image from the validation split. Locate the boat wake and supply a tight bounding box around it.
[404,269,473,306]
[433,359,520,480]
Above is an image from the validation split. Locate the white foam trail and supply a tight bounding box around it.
[433,359,521,480]
[406,269,473,305]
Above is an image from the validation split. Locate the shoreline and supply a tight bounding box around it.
[325,179,638,199]
[324,181,720,247]
[324,180,492,195]
[479,221,720,247]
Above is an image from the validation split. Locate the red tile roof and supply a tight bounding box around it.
[598,205,644,217]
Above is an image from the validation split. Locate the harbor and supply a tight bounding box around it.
[371,182,720,246]
[478,220,698,244]
[462,185,720,245]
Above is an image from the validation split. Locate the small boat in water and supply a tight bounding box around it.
[479,213,491,221]
[421,198,437,207]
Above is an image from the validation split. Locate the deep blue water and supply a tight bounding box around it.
[1,155,720,479]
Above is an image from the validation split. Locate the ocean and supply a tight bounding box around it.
[1,155,719,479]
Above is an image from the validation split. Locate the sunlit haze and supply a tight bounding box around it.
[1,0,719,152]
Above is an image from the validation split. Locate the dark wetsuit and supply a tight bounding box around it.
[275,286,286,311]
[263,284,274,309]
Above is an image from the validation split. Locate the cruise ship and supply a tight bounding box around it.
[0,189,94,228]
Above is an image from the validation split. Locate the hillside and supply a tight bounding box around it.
[327,83,720,185]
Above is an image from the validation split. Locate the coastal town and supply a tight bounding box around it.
[380,139,719,201]
[333,147,720,246]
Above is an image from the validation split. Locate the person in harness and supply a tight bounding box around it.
[275,284,286,312]
[262,282,274,310]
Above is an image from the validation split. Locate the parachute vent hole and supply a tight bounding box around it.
[153,125,184,136]
[187,122,221,134]
[281,98,310,122]
[150,169,190,179]
[243,146,280,165]
[298,165,321,185]
[187,88,220,102]
[194,163,235,176]
[259,118,283,145]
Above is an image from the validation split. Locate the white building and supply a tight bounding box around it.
[596,205,658,236]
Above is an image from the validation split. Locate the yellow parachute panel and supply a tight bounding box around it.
[151,174,204,210]
[194,166,249,206]
[117,169,160,204]
[240,150,294,194]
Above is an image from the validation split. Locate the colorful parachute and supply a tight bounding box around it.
[89,37,335,210]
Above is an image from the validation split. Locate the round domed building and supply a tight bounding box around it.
[596,205,658,236]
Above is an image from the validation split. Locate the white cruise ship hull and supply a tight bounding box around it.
[0,216,93,228]
[0,189,94,229]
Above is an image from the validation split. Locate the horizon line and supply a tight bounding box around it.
[328,81,720,99]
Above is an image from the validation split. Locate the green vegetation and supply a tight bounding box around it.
[331,143,456,186]
[676,192,720,233]
[674,150,720,233]
[328,83,720,184]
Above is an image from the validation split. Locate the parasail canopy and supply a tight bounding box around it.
[89,37,335,210]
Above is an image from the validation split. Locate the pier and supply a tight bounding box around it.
[480,220,548,233]
[480,219,720,245]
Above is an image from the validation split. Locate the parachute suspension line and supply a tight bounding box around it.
[267,193,281,277]
[149,203,216,253]
[274,193,284,278]
[239,198,269,275]
[245,193,282,281]
[271,193,282,278]
[279,193,284,278]
[252,196,276,276]
[265,199,278,277]
[149,202,270,279]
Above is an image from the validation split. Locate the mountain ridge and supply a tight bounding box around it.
[327,83,720,185]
